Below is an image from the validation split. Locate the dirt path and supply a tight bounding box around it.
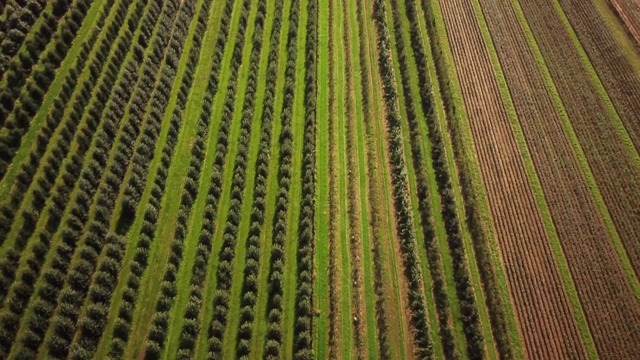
[479,0,640,358]
[437,0,589,358]
[607,0,640,45]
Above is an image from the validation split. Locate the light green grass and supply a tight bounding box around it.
[313,0,331,356]
[92,0,231,357]
[281,0,308,356]
[361,0,410,357]
[468,0,599,358]
[0,0,108,253]
[248,0,291,357]
[347,0,380,355]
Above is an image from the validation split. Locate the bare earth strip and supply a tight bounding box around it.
[478,0,640,358]
[516,0,640,283]
[437,0,589,358]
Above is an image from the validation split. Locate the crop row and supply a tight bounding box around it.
[0,0,147,355]
[354,0,391,355]
[42,0,187,355]
[142,0,253,358]
[0,0,138,305]
[372,0,435,358]
[0,0,93,173]
[72,0,209,357]
[0,0,48,77]
[104,0,213,354]
[5,0,181,357]
[293,0,317,358]
[387,0,459,357]
[403,1,486,357]
[262,0,301,358]
[231,0,284,358]
[0,0,70,125]
[146,0,236,358]
[202,0,268,357]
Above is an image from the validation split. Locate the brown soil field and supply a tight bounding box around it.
[607,0,640,46]
[437,0,588,358]
[517,0,640,280]
[557,0,640,153]
[479,0,640,358]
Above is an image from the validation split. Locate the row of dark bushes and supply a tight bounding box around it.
[0,0,48,77]
[0,0,137,305]
[418,0,513,358]
[403,0,486,357]
[105,0,209,355]
[0,0,131,355]
[232,1,285,358]
[0,0,94,166]
[262,0,300,358]
[142,0,253,358]
[293,0,318,358]
[68,0,205,358]
[386,0,459,358]
[44,0,186,356]
[203,0,268,358]
[7,0,180,358]
[163,1,237,359]
[372,0,435,358]
[354,0,391,356]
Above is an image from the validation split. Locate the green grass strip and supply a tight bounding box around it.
[467,1,599,358]
[347,0,380,356]
[314,0,331,356]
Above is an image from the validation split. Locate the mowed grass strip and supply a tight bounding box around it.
[124,0,258,357]
[346,0,379,355]
[314,0,331,357]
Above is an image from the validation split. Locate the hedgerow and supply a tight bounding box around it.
[201,0,267,357]
[0,0,93,157]
[232,0,285,358]
[142,0,253,358]
[4,0,180,357]
[262,0,300,358]
[372,0,434,358]
[387,0,459,357]
[293,0,317,357]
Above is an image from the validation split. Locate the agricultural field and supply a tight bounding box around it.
[0,0,638,358]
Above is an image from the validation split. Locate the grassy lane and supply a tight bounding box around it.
[248,0,291,357]
[125,0,259,358]
[358,0,411,357]
[335,0,354,356]
[314,0,331,356]
[281,0,308,357]
[420,0,525,356]
[408,1,499,357]
[91,0,231,357]
[214,0,275,355]
[346,0,379,356]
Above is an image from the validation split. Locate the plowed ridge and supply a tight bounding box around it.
[517,0,640,280]
[479,0,640,358]
[437,0,588,358]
